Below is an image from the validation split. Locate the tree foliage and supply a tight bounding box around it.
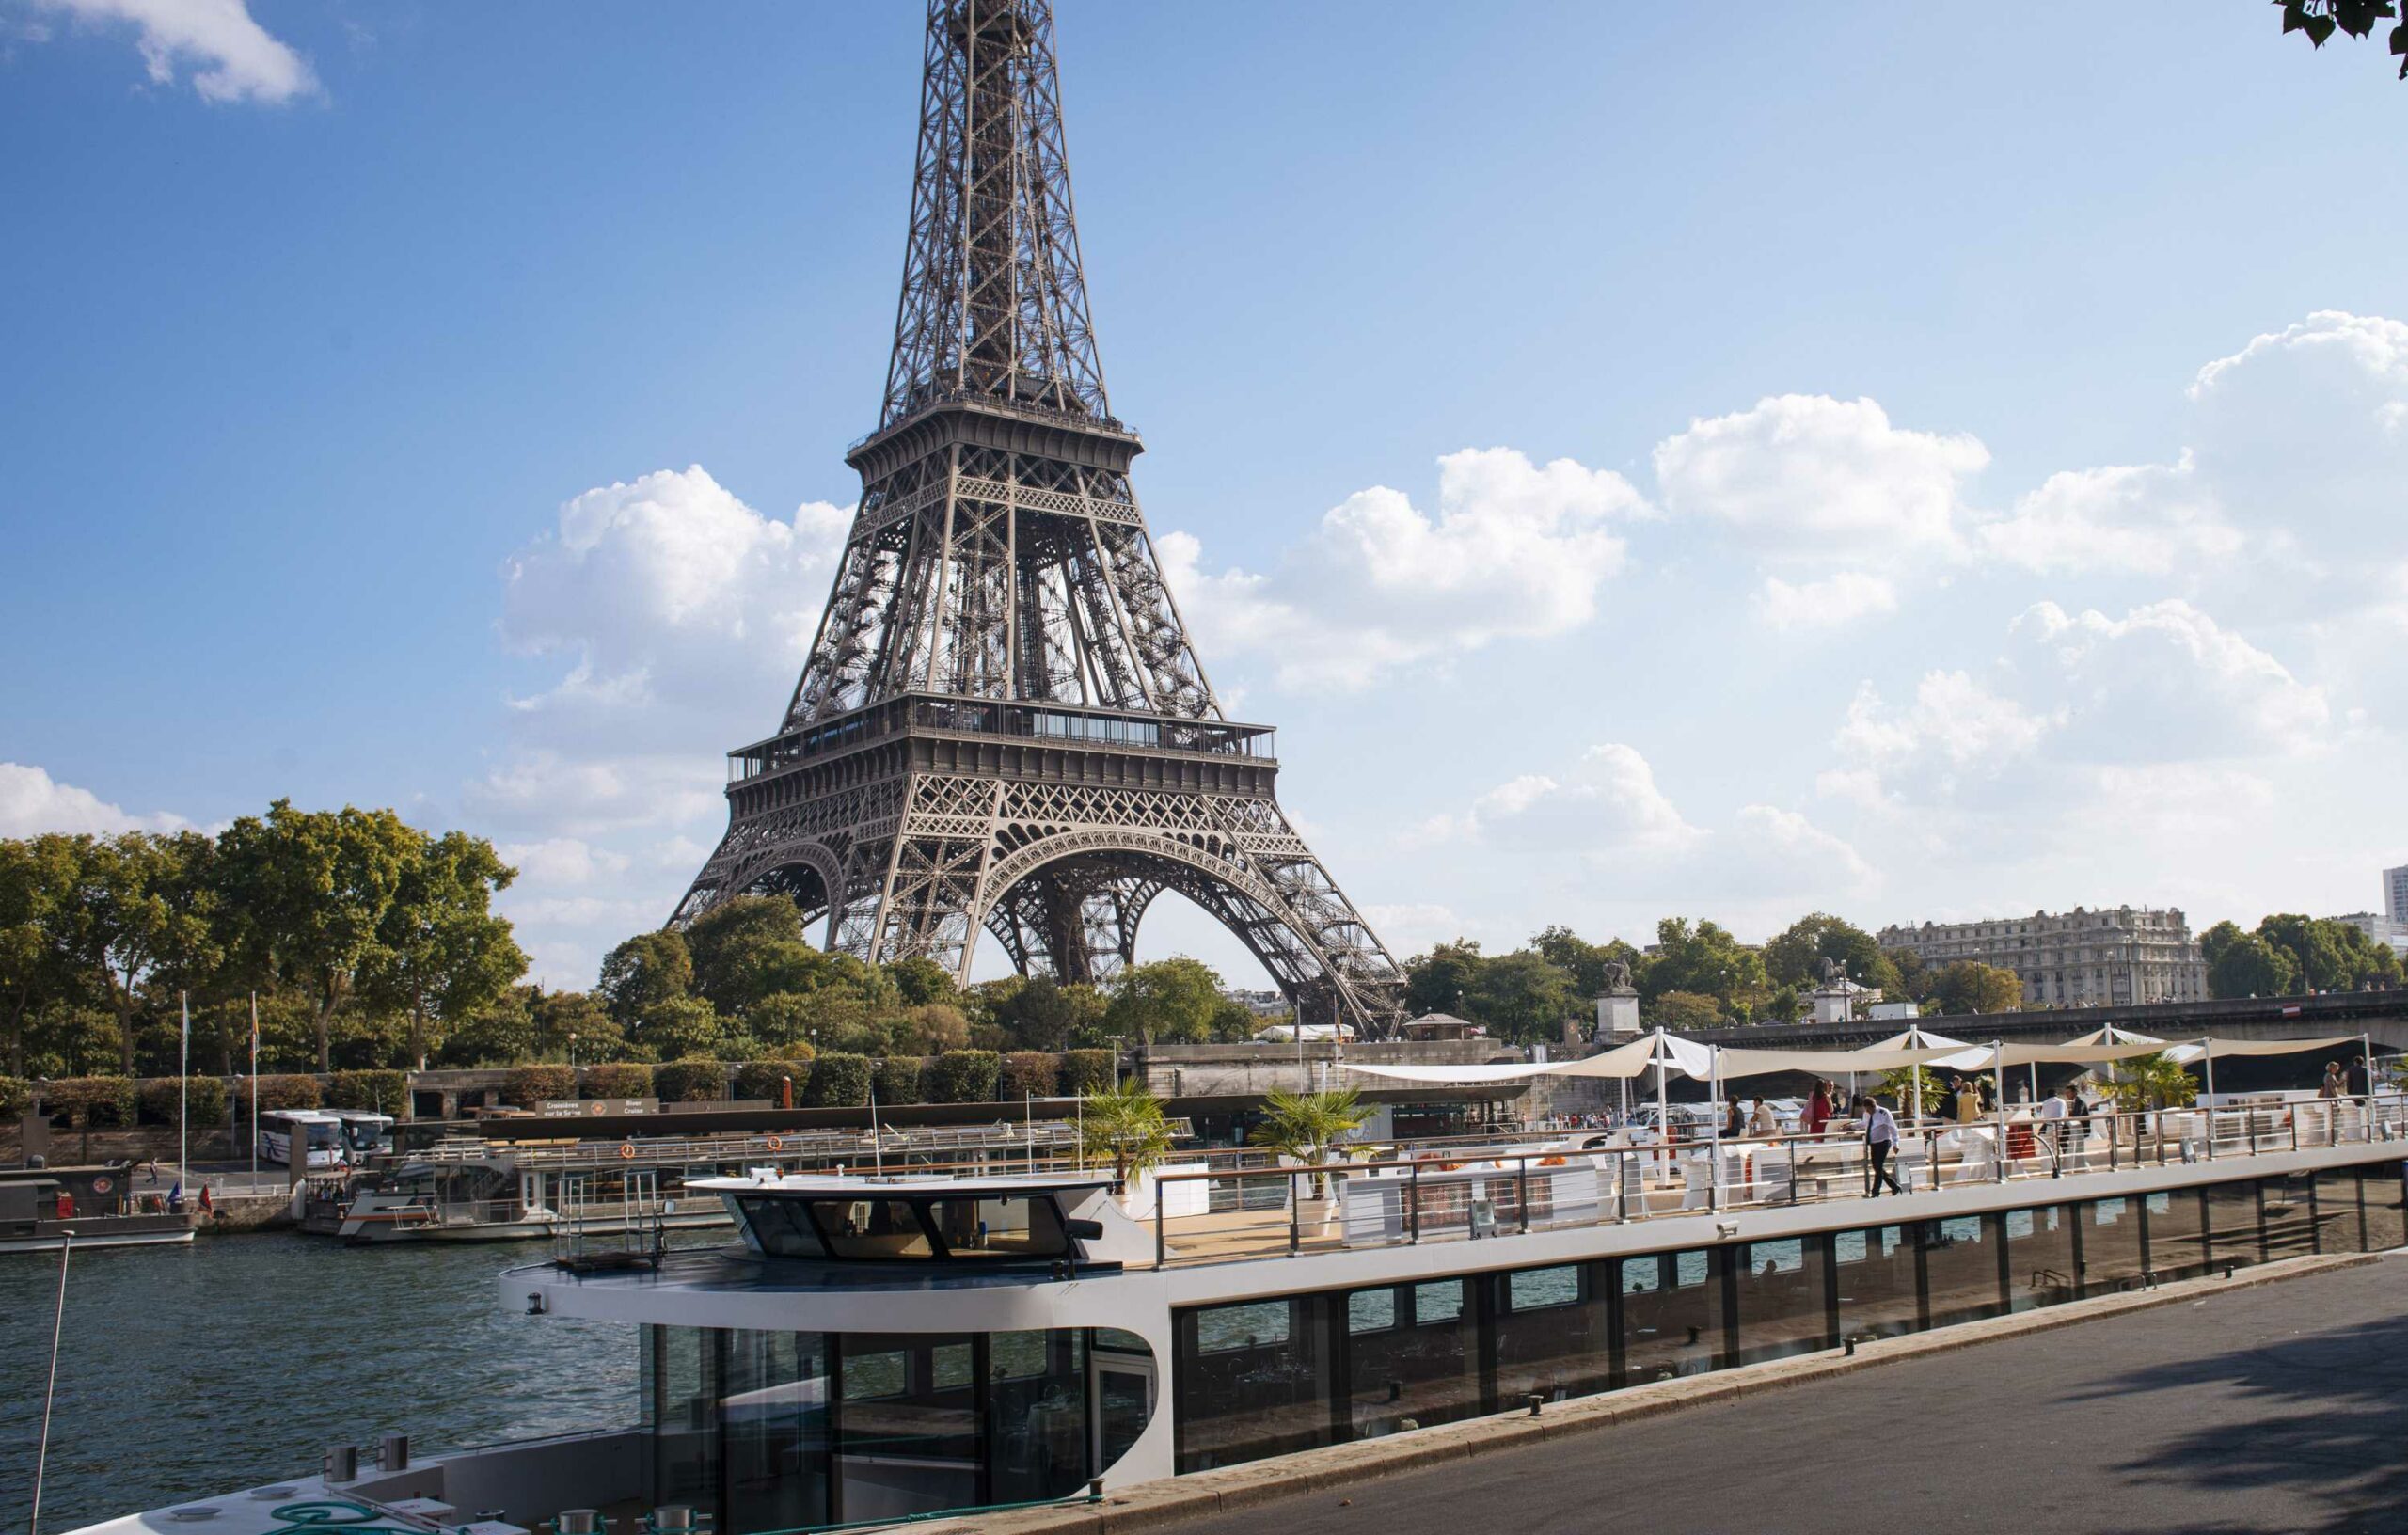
[1927,961,2024,1016]
[1102,957,1251,1044]
[2276,0,2408,77]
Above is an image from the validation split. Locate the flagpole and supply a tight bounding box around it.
[179,991,191,1195]
[248,990,260,1183]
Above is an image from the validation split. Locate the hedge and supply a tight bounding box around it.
[732,1060,805,1104]
[922,1050,1000,1104]
[654,1059,728,1103]
[1061,1049,1117,1096]
[328,1069,408,1113]
[137,1076,230,1127]
[501,1065,576,1108]
[999,1051,1060,1101]
[48,1076,137,1126]
[873,1055,926,1106]
[580,1063,654,1100]
[0,1075,28,1119]
[767,1039,816,1064]
[238,1074,325,1113]
[804,1052,873,1108]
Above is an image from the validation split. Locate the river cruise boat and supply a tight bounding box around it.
[68,1088,2408,1534]
[0,1163,198,1254]
[321,1121,1085,1244]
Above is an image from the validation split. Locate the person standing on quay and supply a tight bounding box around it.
[1861,1097,1904,1196]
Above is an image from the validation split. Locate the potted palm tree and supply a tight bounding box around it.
[1249,1086,1371,1232]
[1080,1079,1176,1212]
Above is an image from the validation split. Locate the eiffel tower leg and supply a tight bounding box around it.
[825,773,1007,981]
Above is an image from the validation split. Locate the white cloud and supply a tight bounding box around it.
[1728,803,1877,891]
[501,465,850,730]
[36,0,317,104]
[1439,744,1703,857]
[2007,599,2333,760]
[0,763,186,837]
[1164,447,1642,690]
[1653,394,1987,563]
[464,751,722,839]
[2190,310,2408,401]
[1758,570,1898,630]
[1824,670,2053,807]
[1974,455,2245,577]
[497,837,632,889]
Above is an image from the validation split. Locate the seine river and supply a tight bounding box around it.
[1,1231,660,1533]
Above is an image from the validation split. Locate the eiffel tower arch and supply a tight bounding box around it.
[675,0,1406,1036]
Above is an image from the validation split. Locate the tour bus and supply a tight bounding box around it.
[257,1109,346,1168]
[328,1109,396,1158]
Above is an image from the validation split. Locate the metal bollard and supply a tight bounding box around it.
[652,1508,697,1534]
[1528,1393,1545,1416]
[380,1432,409,1472]
[558,1512,603,1535]
[324,1445,357,1483]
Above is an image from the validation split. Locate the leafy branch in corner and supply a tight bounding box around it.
[2278,0,2408,78]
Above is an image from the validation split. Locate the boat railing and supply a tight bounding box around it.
[1144,1093,2408,1269]
[397,1123,1084,1172]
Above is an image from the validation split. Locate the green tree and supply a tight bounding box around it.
[533,988,625,1061]
[1928,961,2024,1016]
[1644,918,1767,1012]
[2208,933,2300,999]
[55,831,219,1074]
[0,835,81,1077]
[1882,946,1933,1005]
[1529,926,1639,997]
[2091,1052,2198,1114]
[1402,940,1484,1017]
[1465,948,1577,1043]
[215,801,418,1071]
[438,985,538,1067]
[2198,920,2248,969]
[1248,1086,1371,1196]
[1763,913,1897,993]
[1649,989,1724,1031]
[1080,1078,1175,1186]
[1103,957,1230,1044]
[974,975,1109,1052]
[887,956,958,1006]
[360,831,525,1068]
[684,895,837,1014]
[633,995,733,1061]
[598,928,694,1026]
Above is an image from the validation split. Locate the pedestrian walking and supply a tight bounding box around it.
[1861,1097,1904,1196]
[2321,1063,2343,1100]
[2347,1057,2370,1098]
[1955,1076,1985,1125]
[1804,1080,1832,1138]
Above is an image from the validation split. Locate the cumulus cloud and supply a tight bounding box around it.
[2007,599,2334,760]
[1164,447,1643,690]
[502,465,850,732]
[1973,455,2246,577]
[35,0,318,103]
[1825,669,2053,805]
[496,837,632,889]
[0,763,187,837]
[2189,310,2408,401]
[464,750,723,839]
[1654,394,1987,563]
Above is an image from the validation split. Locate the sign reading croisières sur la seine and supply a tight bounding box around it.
[537,1099,657,1117]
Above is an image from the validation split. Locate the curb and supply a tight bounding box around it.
[938,1250,2384,1535]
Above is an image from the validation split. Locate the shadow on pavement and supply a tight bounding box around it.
[2063,1294,2408,1534]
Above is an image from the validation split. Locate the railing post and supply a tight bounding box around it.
[1288,1170,1300,1256]
[1518,1154,1531,1233]
[1788,1137,1799,1205]
[1407,1161,1421,1244]
[1155,1182,1166,1270]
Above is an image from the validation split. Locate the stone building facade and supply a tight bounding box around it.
[1877,906,2208,1008]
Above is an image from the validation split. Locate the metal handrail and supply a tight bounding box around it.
[1141,1094,2405,1268]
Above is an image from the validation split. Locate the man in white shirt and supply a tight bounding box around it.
[2037,1084,2068,1169]
[1860,1097,1904,1196]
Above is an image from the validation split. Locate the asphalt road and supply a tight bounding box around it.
[1164,1257,2408,1535]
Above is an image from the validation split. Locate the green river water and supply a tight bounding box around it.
[1,1231,653,1533]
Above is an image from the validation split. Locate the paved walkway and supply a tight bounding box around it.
[1158,1256,2408,1535]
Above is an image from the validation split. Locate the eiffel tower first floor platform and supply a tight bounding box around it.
[673,695,1407,1035]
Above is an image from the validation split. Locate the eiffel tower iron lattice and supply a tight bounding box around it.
[673,0,1406,1036]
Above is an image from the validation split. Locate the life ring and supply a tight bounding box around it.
[91,1176,114,1195]
[617,1143,636,1161]
[765,1135,784,1152]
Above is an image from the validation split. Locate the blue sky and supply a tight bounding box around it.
[5,1,2404,989]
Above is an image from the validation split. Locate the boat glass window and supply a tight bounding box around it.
[924,1195,1069,1258]
[738,1196,828,1258]
[1346,1290,1395,1334]
[808,1199,936,1259]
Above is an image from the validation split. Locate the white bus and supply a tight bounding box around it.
[258,1109,345,1168]
[328,1109,395,1158]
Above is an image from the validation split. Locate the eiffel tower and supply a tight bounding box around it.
[674,0,1406,1036]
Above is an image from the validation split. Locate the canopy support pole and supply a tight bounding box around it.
[1992,1045,2007,1184]
[1707,1046,1721,1211]
[1656,1041,1670,1186]
[2200,1038,2215,1161]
